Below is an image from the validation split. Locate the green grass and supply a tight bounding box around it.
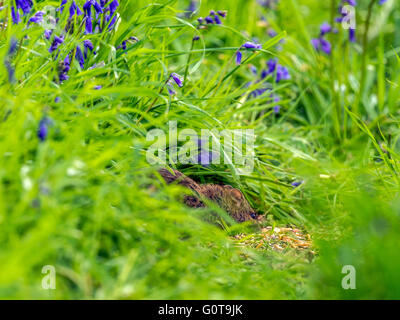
[0,0,399,299]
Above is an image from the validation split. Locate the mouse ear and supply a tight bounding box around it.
[231,188,243,200]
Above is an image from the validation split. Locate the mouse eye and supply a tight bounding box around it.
[250,213,256,219]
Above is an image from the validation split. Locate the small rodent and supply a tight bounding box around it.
[159,168,260,223]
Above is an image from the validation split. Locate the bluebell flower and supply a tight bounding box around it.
[49,35,64,53]
[117,41,127,51]
[291,181,303,188]
[198,10,227,26]
[167,83,176,95]
[11,6,21,24]
[235,51,242,65]
[242,42,262,49]
[69,1,83,18]
[85,17,93,34]
[258,0,279,9]
[213,14,222,24]
[109,0,119,14]
[4,38,18,83]
[269,94,281,114]
[266,59,277,73]
[4,61,15,83]
[349,28,356,43]
[235,42,262,65]
[75,46,85,68]
[44,30,53,40]
[83,40,96,58]
[205,16,213,24]
[59,0,68,13]
[83,0,102,17]
[9,38,18,56]
[265,59,290,83]
[29,11,44,24]
[320,22,332,36]
[16,0,33,15]
[217,10,227,18]
[38,117,52,141]
[268,29,278,38]
[185,0,197,18]
[170,73,183,87]
[335,0,357,42]
[311,22,333,55]
[116,36,138,52]
[58,54,70,82]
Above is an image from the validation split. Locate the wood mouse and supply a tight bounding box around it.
[159,168,260,223]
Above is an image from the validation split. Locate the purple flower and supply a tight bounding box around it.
[75,46,85,69]
[349,28,356,43]
[268,29,278,38]
[199,9,226,26]
[167,83,176,95]
[235,51,242,65]
[11,6,21,24]
[270,94,281,114]
[185,0,197,18]
[320,22,332,36]
[242,42,262,49]
[16,0,33,15]
[69,1,83,18]
[59,0,68,13]
[4,38,18,83]
[291,181,303,188]
[83,40,95,58]
[170,73,183,87]
[38,117,52,142]
[205,16,213,24]
[311,38,320,51]
[8,38,18,56]
[264,59,290,83]
[83,0,103,16]
[49,35,64,53]
[311,37,332,55]
[117,41,127,51]
[85,17,93,34]
[266,59,277,73]
[58,54,70,82]
[217,10,227,18]
[4,61,15,83]
[109,0,119,14]
[44,29,53,40]
[29,11,44,24]
[213,14,222,24]
[319,38,332,55]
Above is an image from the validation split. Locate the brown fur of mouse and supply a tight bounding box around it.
[159,168,261,223]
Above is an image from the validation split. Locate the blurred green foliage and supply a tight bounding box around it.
[0,0,399,299]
